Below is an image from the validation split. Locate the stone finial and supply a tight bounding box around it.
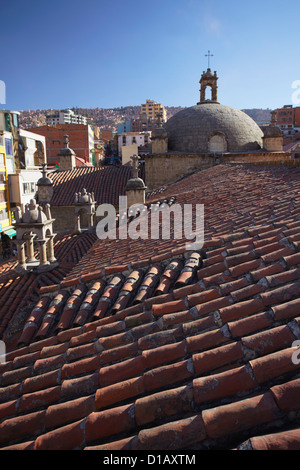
[15,206,22,223]
[45,203,52,220]
[156,112,163,128]
[270,110,277,126]
[41,162,47,178]
[37,206,45,223]
[63,135,70,148]
[130,154,140,178]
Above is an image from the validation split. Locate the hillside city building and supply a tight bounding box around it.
[276,104,300,137]
[117,99,167,134]
[46,109,88,126]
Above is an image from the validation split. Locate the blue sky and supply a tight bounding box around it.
[1,0,300,111]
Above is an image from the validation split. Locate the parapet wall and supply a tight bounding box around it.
[144,151,292,190]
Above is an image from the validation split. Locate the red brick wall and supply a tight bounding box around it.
[28,124,91,165]
[294,107,300,127]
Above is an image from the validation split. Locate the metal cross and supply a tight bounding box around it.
[205,50,213,68]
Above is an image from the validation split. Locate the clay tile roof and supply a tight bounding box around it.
[50,165,132,206]
[1,163,300,451]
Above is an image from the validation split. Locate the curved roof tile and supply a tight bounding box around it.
[1,163,300,450]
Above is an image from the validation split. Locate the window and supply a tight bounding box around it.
[0,207,8,221]
[34,140,45,166]
[4,114,11,132]
[5,138,12,155]
[0,135,3,146]
[13,113,19,128]
[0,172,6,183]
[0,154,4,166]
[0,190,6,203]
[23,182,35,194]
[6,158,14,174]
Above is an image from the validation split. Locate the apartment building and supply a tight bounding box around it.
[0,111,46,231]
[276,105,300,135]
[141,99,167,122]
[117,131,151,164]
[46,109,88,126]
[117,100,167,135]
[117,120,131,134]
[28,124,95,166]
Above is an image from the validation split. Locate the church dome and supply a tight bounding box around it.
[164,103,264,154]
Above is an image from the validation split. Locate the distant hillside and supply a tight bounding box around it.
[19,106,186,132]
[19,106,271,131]
[242,108,272,124]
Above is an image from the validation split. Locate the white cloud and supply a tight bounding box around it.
[204,13,221,35]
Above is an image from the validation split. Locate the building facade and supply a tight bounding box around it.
[46,109,88,126]
[276,105,300,136]
[117,100,167,135]
[0,131,12,233]
[0,111,47,234]
[118,131,151,158]
[117,120,131,134]
[141,99,167,122]
[28,124,95,166]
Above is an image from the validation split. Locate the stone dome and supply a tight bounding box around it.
[125,177,146,191]
[164,102,264,154]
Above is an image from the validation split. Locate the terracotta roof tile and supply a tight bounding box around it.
[243,428,300,450]
[50,166,131,207]
[193,365,257,404]
[1,163,300,450]
[202,391,281,440]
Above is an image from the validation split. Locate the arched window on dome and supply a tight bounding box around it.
[208,132,227,153]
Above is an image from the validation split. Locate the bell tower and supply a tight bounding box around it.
[198,50,219,104]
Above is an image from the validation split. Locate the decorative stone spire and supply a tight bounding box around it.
[270,110,278,126]
[125,154,147,206]
[131,154,140,179]
[37,163,53,204]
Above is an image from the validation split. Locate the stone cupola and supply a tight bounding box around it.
[14,199,57,273]
[57,135,76,170]
[151,112,168,154]
[74,188,96,233]
[262,110,283,152]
